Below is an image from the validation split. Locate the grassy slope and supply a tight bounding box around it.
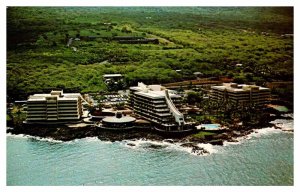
[7,7,293,100]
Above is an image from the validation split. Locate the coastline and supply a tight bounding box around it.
[6,113,293,155]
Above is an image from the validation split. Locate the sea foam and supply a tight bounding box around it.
[270,118,294,131]
[121,138,217,156]
[6,133,63,143]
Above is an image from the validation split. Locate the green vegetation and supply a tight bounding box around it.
[192,131,215,139]
[7,105,27,128]
[7,7,293,100]
[186,91,203,105]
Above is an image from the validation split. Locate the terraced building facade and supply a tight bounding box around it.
[210,83,271,107]
[129,83,186,131]
[26,90,83,122]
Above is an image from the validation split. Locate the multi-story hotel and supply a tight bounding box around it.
[210,83,270,107]
[129,83,187,131]
[26,90,83,122]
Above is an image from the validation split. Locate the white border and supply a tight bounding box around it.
[1,1,298,192]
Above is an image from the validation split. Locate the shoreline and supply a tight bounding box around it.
[6,113,293,155]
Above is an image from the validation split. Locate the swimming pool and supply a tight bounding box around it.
[197,124,221,130]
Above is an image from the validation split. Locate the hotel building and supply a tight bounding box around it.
[129,83,186,131]
[210,83,270,107]
[26,90,83,122]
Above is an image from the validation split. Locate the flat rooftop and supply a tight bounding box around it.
[103,74,122,78]
[28,91,81,102]
[131,82,181,99]
[212,83,270,92]
[102,116,136,124]
[135,90,180,99]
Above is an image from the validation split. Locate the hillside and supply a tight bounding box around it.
[7,7,293,100]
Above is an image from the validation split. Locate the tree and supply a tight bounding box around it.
[114,102,125,110]
[233,75,246,84]
[186,91,202,105]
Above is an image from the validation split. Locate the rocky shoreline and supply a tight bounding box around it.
[7,114,293,155]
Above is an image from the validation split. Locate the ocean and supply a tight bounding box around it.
[6,118,293,186]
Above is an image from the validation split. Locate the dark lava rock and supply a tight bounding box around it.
[163,139,174,143]
[180,142,209,155]
[191,146,209,156]
[227,138,239,143]
[146,144,165,149]
[181,143,209,155]
[208,140,223,145]
[180,142,196,148]
[212,133,229,140]
[127,143,136,147]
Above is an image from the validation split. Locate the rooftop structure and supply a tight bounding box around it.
[100,112,136,130]
[210,83,270,107]
[103,74,123,85]
[26,90,83,122]
[129,82,187,131]
[103,74,123,79]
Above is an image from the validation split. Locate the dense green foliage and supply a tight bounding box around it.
[7,7,293,100]
[192,131,215,139]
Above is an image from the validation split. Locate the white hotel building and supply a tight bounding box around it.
[129,83,187,131]
[210,83,270,107]
[26,90,83,122]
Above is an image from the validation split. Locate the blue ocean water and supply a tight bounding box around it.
[7,119,293,186]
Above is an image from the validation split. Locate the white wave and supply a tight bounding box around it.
[281,113,293,119]
[63,137,112,145]
[7,133,63,143]
[7,132,28,139]
[166,142,217,156]
[121,139,217,156]
[78,137,99,142]
[223,134,252,146]
[197,143,218,154]
[270,118,294,131]
[33,137,63,143]
[249,127,283,138]
[224,126,288,147]
[223,140,241,146]
[122,139,169,149]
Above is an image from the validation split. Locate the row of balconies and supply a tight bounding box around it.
[134,96,166,104]
[58,116,79,119]
[28,113,79,117]
[133,100,168,108]
[46,100,58,103]
[58,100,78,103]
[57,103,78,107]
[134,103,170,112]
[212,91,270,97]
[133,96,165,103]
[27,110,47,114]
[134,105,171,116]
[27,114,46,117]
[58,106,78,109]
[27,107,47,111]
[211,94,270,101]
[28,105,76,109]
[58,113,79,117]
[134,108,173,122]
[27,100,47,104]
[27,103,47,106]
[27,117,47,120]
[135,110,173,124]
[27,115,79,120]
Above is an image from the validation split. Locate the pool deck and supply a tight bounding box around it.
[196,124,223,131]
